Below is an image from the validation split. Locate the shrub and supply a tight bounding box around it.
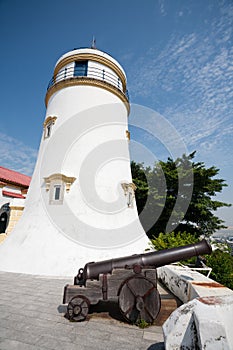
[206,249,233,290]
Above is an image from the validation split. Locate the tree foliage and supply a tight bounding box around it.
[205,249,233,289]
[151,231,199,265]
[151,231,198,250]
[131,152,231,238]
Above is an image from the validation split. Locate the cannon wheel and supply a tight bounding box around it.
[67,295,90,321]
[118,275,161,324]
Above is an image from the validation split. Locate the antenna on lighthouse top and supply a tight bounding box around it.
[91,36,96,49]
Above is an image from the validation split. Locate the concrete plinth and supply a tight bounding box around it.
[159,265,233,349]
[163,295,233,350]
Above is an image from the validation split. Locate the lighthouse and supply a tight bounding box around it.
[0,46,151,276]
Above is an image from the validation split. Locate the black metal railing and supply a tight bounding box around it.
[47,65,129,100]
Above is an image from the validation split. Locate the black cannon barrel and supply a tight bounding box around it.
[83,239,212,281]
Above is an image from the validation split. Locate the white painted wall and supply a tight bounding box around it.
[0,185,25,207]
[55,62,74,82]
[87,60,123,90]
[0,195,11,207]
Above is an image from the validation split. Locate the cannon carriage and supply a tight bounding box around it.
[63,239,212,324]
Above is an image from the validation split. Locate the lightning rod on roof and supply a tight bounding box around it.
[91,36,96,49]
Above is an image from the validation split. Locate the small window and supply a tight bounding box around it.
[43,116,57,139]
[121,183,137,208]
[54,185,61,200]
[46,123,52,138]
[49,183,64,205]
[44,173,76,205]
[74,60,88,77]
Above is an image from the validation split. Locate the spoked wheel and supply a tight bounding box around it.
[118,275,161,324]
[67,295,90,321]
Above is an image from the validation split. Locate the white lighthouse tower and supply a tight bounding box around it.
[0,46,151,276]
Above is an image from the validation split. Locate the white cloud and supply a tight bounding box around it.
[0,132,37,175]
[158,0,166,16]
[127,1,233,169]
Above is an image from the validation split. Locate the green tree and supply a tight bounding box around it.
[131,152,231,238]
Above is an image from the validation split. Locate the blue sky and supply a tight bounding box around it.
[0,0,232,226]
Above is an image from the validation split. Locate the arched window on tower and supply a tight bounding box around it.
[44,174,76,205]
[121,182,137,208]
[43,116,57,139]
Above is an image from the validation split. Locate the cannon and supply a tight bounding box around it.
[63,239,212,324]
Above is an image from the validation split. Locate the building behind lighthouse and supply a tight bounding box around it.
[0,46,151,276]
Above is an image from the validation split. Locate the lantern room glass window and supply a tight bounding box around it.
[74,60,88,77]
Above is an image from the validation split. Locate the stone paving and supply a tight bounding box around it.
[0,271,165,350]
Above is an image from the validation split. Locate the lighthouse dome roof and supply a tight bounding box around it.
[55,48,126,79]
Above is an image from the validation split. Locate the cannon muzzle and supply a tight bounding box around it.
[77,239,211,285]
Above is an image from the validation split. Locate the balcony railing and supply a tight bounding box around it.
[47,65,129,100]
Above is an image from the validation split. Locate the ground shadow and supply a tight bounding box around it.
[89,300,126,322]
[58,300,126,323]
[147,343,165,350]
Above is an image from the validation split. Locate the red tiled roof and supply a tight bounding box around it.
[2,190,26,199]
[0,166,31,188]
